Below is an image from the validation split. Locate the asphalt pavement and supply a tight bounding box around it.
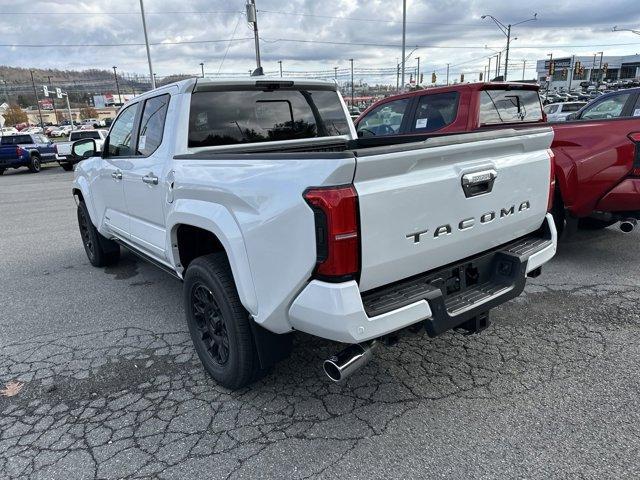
[1,165,640,479]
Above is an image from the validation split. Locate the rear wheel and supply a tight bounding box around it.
[184,253,260,390]
[77,201,120,267]
[0,168,4,175]
[28,155,41,173]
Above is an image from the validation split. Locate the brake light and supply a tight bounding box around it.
[303,186,360,280]
[16,146,25,157]
[628,132,640,176]
[547,148,556,212]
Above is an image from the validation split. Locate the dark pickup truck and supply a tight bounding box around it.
[355,83,640,235]
[0,133,57,174]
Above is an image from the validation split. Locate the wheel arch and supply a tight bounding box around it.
[168,201,258,316]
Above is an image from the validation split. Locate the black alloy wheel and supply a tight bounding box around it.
[191,283,230,366]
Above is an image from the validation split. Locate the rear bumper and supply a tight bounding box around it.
[595,178,640,212]
[289,213,557,344]
[0,158,28,168]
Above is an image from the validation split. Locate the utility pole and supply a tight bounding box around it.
[278,60,283,77]
[568,55,574,90]
[350,58,354,108]
[30,70,44,128]
[246,0,263,76]
[400,0,407,91]
[139,0,156,89]
[522,59,526,81]
[497,52,501,77]
[547,53,553,93]
[592,53,597,83]
[47,75,59,124]
[481,13,537,81]
[446,63,450,86]
[416,57,420,86]
[112,67,122,106]
[487,57,492,81]
[597,51,604,87]
[200,62,205,78]
[334,66,338,81]
[62,92,74,127]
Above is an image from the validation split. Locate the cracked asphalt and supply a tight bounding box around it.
[2,165,640,479]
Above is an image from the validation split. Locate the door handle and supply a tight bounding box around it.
[142,173,159,185]
[111,170,122,180]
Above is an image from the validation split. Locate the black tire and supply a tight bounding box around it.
[77,201,120,267]
[184,253,260,390]
[578,218,617,230]
[0,168,4,175]
[28,155,41,173]
[550,187,565,237]
[60,162,74,172]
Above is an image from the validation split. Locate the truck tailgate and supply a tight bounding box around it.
[56,142,72,156]
[353,128,553,292]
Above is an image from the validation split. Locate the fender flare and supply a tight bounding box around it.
[167,199,259,316]
[71,176,98,226]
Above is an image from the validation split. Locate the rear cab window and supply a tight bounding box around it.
[479,89,543,125]
[1,135,33,145]
[70,131,102,141]
[188,87,350,148]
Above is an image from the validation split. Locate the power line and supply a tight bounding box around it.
[1,10,242,15]
[0,38,253,48]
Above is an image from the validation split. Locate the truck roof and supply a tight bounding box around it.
[157,77,339,95]
[371,81,539,103]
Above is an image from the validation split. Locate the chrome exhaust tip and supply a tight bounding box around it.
[620,218,637,233]
[323,341,378,383]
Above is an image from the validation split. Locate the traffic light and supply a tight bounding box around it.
[548,61,555,75]
[603,63,608,77]
[420,73,423,84]
[460,73,465,82]
[479,71,484,81]
[431,72,437,83]
[574,61,581,75]
[562,68,568,80]
[579,65,585,76]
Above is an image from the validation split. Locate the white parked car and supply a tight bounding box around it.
[544,102,587,122]
[0,127,19,136]
[70,78,557,389]
[50,125,73,137]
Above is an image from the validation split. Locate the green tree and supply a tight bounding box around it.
[2,104,28,126]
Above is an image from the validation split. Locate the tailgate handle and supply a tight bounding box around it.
[461,169,497,198]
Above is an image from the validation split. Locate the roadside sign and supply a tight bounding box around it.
[43,85,49,97]
[56,87,62,99]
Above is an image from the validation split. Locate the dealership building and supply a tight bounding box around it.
[536,54,640,90]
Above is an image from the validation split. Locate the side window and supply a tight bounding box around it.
[479,89,543,125]
[357,98,410,136]
[544,105,559,114]
[581,93,632,120]
[137,94,170,156]
[107,104,137,157]
[412,93,458,132]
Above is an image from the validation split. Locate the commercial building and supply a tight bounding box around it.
[536,54,640,90]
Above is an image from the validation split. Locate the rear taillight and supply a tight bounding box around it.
[303,185,360,281]
[16,146,24,157]
[547,148,556,212]
[628,132,640,176]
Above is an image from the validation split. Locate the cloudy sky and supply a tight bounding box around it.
[2,0,640,84]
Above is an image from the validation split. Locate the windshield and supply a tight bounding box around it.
[479,89,543,125]
[188,89,350,148]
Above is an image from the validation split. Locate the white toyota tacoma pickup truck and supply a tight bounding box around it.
[70,78,557,389]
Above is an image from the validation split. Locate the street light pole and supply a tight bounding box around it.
[446,63,450,85]
[112,66,122,105]
[200,62,205,78]
[30,70,44,128]
[481,13,537,81]
[522,59,526,81]
[278,60,283,77]
[350,58,354,108]
[246,0,263,75]
[597,51,604,87]
[139,0,156,89]
[334,66,338,81]
[416,57,420,86]
[487,57,492,81]
[400,0,406,91]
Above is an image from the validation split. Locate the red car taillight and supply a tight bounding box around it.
[547,148,556,212]
[303,185,360,281]
[628,132,640,176]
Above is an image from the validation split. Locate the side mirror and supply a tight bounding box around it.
[71,138,97,159]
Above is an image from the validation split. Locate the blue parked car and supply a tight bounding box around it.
[0,133,57,174]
